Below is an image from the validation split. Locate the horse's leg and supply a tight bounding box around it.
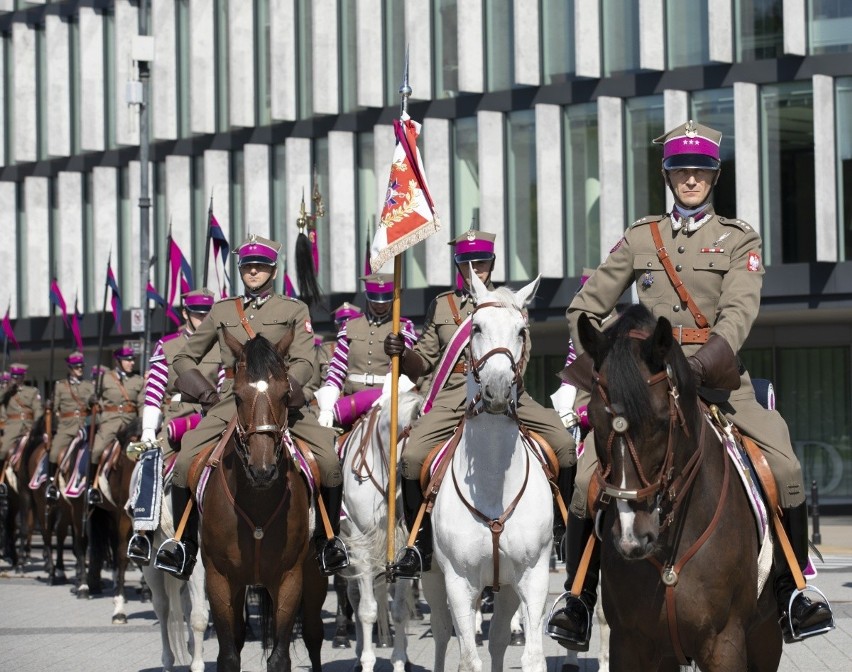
[388,578,412,672]
[353,572,379,672]
[596,589,610,672]
[515,555,550,672]
[420,569,452,672]
[347,578,365,661]
[207,565,245,672]
[488,587,519,672]
[186,562,209,672]
[376,579,393,648]
[267,569,306,672]
[608,629,657,672]
[746,610,783,672]
[143,564,177,672]
[53,506,69,585]
[444,572,482,672]
[510,606,525,646]
[332,573,352,648]
[299,560,326,672]
[112,512,132,624]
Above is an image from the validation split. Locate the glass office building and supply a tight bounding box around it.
[1,0,851,504]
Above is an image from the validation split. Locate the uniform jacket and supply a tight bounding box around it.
[3,383,43,441]
[52,376,95,430]
[96,369,145,421]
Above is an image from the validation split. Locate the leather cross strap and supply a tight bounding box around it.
[234,298,257,339]
[446,294,463,326]
[649,221,709,329]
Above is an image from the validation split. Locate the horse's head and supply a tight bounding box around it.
[578,304,698,559]
[467,272,540,414]
[223,328,294,489]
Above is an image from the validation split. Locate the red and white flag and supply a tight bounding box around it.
[370,113,441,272]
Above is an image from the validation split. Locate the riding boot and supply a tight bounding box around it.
[154,486,199,581]
[546,512,599,651]
[553,466,575,563]
[86,460,102,505]
[774,502,834,642]
[45,461,60,503]
[388,478,433,581]
[127,531,154,564]
[314,484,350,576]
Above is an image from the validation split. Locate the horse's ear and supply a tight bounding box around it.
[469,264,489,302]
[577,314,607,369]
[651,316,674,367]
[275,327,295,359]
[222,325,244,360]
[514,274,541,309]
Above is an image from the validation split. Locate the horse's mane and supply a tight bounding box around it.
[478,286,522,311]
[242,335,288,381]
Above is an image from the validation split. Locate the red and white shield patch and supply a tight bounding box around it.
[747,251,761,272]
[304,320,313,333]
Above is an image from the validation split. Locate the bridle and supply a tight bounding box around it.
[232,361,290,469]
[592,328,705,532]
[465,301,528,419]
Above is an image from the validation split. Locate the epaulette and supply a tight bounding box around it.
[435,289,455,300]
[160,331,182,344]
[630,214,667,228]
[717,216,754,232]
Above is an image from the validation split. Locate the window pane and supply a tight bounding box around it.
[271,143,287,292]
[177,0,191,137]
[602,0,640,76]
[357,132,375,274]
[542,0,574,84]
[104,9,116,148]
[809,0,852,54]
[313,136,330,293]
[297,0,312,119]
[837,77,852,260]
[339,0,359,113]
[667,0,709,68]
[452,116,479,243]
[564,102,600,274]
[484,0,513,91]
[507,110,536,280]
[690,89,737,218]
[735,0,783,61]
[384,0,405,105]
[255,0,271,126]
[433,0,459,98]
[760,82,815,264]
[215,0,230,130]
[625,96,665,221]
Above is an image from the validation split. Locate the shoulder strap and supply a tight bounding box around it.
[445,293,462,326]
[234,298,257,339]
[649,221,710,329]
[112,371,132,402]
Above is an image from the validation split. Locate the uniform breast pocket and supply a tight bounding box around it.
[633,254,666,298]
[261,318,295,343]
[692,254,730,297]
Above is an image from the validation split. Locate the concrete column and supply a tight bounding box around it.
[152,0,178,140]
[422,118,452,287]
[24,177,49,316]
[270,0,297,120]
[783,0,807,56]
[125,161,146,308]
[229,0,256,127]
[708,0,733,63]
[535,104,563,278]
[575,0,601,79]
[13,22,37,163]
[478,110,505,282]
[244,144,271,238]
[357,0,384,108]
[115,0,140,147]
[0,182,16,312]
[598,97,625,258]
[284,137,312,273]
[0,1,13,12]
[371,125,396,273]
[165,155,192,253]
[190,0,215,134]
[406,0,433,100]
[312,0,339,115]
[79,8,105,152]
[639,0,665,71]
[458,0,484,93]
[664,89,689,212]
[514,0,540,86]
[0,37,5,166]
[734,82,761,238]
[58,172,85,306]
[813,75,837,262]
[46,14,71,158]
[328,131,357,292]
[92,167,119,294]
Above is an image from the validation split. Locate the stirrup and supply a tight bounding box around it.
[387,545,425,582]
[545,591,592,652]
[127,533,153,564]
[780,586,836,643]
[317,537,350,576]
[87,488,102,505]
[46,481,60,503]
[154,538,194,578]
[0,483,7,498]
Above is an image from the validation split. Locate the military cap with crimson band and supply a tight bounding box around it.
[653,119,722,171]
[333,302,362,323]
[361,273,394,303]
[234,234,282,267]
[9,363,28,377]
[66,351,85,366]
[182,288,215,313]
[449,230,497,264]
[114,346,135,360]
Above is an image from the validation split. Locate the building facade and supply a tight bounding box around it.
[1,0,851,504]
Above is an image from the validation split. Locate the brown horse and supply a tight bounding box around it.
[200,330,324,672]
[577,304,782,672]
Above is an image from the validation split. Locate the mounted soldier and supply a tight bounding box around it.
[303,302,363,407]
[0,363,43,497]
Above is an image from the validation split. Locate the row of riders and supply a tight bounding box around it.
[0,119,836,668]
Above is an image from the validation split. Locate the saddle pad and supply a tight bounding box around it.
[27,446,49,490]
[9,434,29,469]
[127,449,164,532]
[63,441,90,499]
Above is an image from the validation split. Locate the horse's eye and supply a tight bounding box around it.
[519,327,527,339]
[472,324,481,335]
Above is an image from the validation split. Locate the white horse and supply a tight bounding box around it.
[138,478,208,672]
[339,389,425,672]
[421,274,553,672]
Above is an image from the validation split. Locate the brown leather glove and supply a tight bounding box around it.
[175,369,221,414]
[558,351,595,393]
[384,333,426,380]
[287,376,306,409]
[687,334,741,391]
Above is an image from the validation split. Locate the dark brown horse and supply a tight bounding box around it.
[577,304,782,672]
[201,330,324,672]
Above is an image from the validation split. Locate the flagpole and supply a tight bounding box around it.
[95,254,111,397]
[142,254,155,371]
[386,47,412,570]
[203,195,213,290]
[161,224,172,336]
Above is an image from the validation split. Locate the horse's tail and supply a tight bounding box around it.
[258,587,275,656]
[87,506,115,572]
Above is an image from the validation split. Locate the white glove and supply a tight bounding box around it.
[317,409,335,428]
[374,374,416,409]
[141,405,162,444]
[550,384,579,429]
[141,428,158,444]
[314,385,340,413]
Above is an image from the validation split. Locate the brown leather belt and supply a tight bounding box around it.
[451,361,468,375]
[672,327,710,345]
[60,409,89,419]
[5,412,34,421]
[101,403,137,413]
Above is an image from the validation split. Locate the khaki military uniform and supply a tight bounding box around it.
[50,377,94,463]
[401,288,576,481]
[567,207,804,514]
[91,369,144,464]
[1,383,42,460]
[303,340,334,404]
[171,294,341,489]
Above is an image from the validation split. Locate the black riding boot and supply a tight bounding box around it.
[546,512,599,651]
[86,460,102,505]
[154,486,198,581]
[388,478,433,581]
[127,530,154,563]
[315,484,350,576]
[553,467,575,562]
[774,502,834,642]
[45,461,60,503]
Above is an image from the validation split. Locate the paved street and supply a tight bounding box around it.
[1,518,851,671]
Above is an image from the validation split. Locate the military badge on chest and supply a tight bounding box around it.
[641,270,654,289]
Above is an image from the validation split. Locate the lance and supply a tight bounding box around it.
[142,254,156,371]
[95,253,111,398]
[386,47,411,568]
[203,195,213,289]
[45,272,58,459]
[161,220,172,337]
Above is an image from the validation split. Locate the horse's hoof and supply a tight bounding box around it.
[475,632,483,646]
[76,587,90,600]
[139,586,152,603]
[332,635,350,649]
[112,613,128,625]
[510,631,525,646]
